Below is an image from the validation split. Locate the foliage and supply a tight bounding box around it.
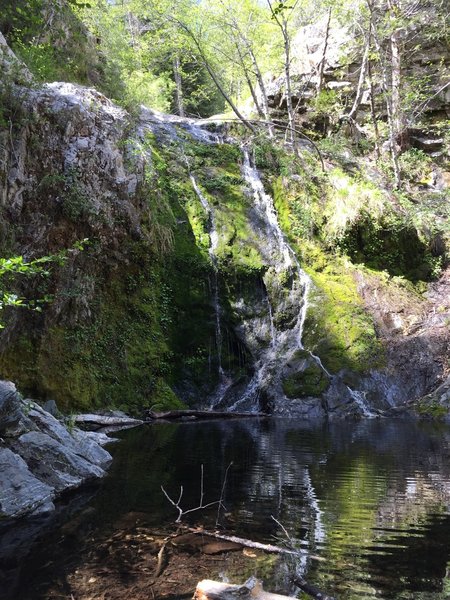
[1,0,103,84]
[0,243,86,327]
[397,148,433,185]
[323,168,386,243]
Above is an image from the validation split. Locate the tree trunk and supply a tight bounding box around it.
[173,54,185,117]
[176,20,256,133]
[282,20,296,147]
[234,42,266,119]
[266,1,296,148]
[316,7,332,93]
[223,6,274,136]
[367,0,401,187]
[387,0,406,149]
[367,23,381,157]
[347,37,369,120]
[246,45,273,135]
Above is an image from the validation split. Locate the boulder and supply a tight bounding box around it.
[26,403,112,467]
[0,448,54,518]
[0,380,113,519]
[0,381,23,435]
[12,431,106,494]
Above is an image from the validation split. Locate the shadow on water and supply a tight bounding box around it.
[2,417,450,599]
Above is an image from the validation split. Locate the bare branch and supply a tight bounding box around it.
[162,463,232,524]
[271,515,293,543]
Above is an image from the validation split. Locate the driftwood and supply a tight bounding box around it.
[195,578,336,600]
[195,578,297,600]
[186,528,302,557]
[145,409,266,421]
[74,414,143,431]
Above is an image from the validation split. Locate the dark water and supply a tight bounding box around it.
[3,418,450,599]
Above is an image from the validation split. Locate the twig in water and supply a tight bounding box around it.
[161,463,232,524]
[271,515,293,544]
[292,576,336,600]
[215,461,232,527]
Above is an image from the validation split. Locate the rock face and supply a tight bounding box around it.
[264,16,450,151]
[0,381,111,519]
[414,376,450,420]
[355,267,450,410]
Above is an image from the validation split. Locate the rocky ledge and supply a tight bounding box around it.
[0,380,112,519]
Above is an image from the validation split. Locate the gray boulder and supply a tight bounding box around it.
[0,448,54,518]
[0,381,23,435]
[12,431,106,494]
[26,402,111,467]
[0,380,113,519]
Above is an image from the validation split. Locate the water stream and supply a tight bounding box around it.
[228,149,322,412]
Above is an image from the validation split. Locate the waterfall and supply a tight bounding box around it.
[227,148,321,412]
[241,148,312,346]
[139,109,376,416]
[345,387,378,418]
[190,175,232,408]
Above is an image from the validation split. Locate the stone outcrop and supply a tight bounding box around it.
[264,16,450,152]
[414,376,450,419]
[0,381,111,519]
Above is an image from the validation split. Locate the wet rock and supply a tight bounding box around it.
[12,431,106,494]
[0,448,54,518]
[0,380,113,519]
[41,399,61,418]
[27,403,112,467]
[274,397,326,419]
[414,376,450,420]
[0,381,22,435]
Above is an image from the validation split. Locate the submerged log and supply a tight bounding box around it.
[145,410,266,421]
[292,577,336,600]
[186,528,301,556]
[195,578,296,600]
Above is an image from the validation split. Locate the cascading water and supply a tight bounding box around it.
[345,387,378,418]
[232,148,375,417]
[241,148,311,345]
[189,175,233,408]
[228,148,317,412]
[138,108,377,417]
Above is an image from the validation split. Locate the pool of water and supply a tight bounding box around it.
[3,417,450,599]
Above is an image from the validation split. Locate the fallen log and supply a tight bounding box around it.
[145,409,267,421]
[185,528,302,556]
[195,578,296,600]
[74,414,143,431]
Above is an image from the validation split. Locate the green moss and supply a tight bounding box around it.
[415,401,448,419]
[282,361,330,398]
[303,263,384,374]
[270,164,385,374]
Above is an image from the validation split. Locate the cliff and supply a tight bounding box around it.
[0,32,449,418]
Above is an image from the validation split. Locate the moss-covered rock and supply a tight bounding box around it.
[269,163,385,374]
[282,359,330,398]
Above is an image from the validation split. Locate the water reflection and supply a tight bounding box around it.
[4,418,450,599]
